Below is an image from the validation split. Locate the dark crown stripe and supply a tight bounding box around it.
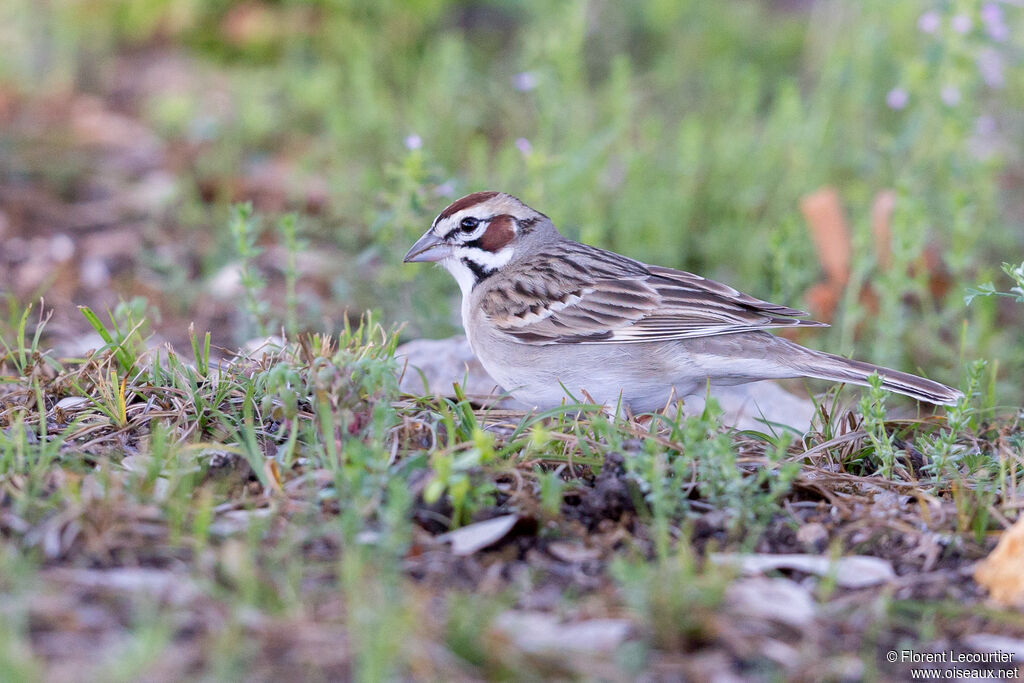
[435,191,500,224]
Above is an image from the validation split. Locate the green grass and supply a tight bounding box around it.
[0,280,1021,678]
[1,0,1021,401]
[0,0,1023,679]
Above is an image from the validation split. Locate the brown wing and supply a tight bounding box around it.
[479,243,827,345]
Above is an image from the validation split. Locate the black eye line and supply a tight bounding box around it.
[449,215,496,240]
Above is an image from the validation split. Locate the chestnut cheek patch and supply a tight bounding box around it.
[479,215,515,252]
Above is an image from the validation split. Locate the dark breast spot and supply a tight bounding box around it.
[436,191,500,222]
[479,215,516,252]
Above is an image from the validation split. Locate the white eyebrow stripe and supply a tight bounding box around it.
[437,210,496,240]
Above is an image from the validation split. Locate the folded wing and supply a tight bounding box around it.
[480,246,827,345]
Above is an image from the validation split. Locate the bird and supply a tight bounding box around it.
[403,191,962,411]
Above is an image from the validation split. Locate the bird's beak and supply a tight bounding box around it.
[403,231,452,263]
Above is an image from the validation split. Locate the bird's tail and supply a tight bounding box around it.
[780,341,962,406]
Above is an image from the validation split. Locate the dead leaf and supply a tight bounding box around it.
[547,541,602,563]
[920,242,953,301]
[264,459,284,495]
[726,577,816,628]
[54,396,90,411]
[42,567,200,606]
[960,633,1024,660]
[209,507,274,536]
[795,522,828,551]
[70,95,163,156]
[871,190,895,270]
[711,552,895,588]
[492,611,633,654]
[220,2,316,47]
[221,2,280,46]
[804,281,843,324]
[974,514,1024,607]
[800,187,851,288]
[437,514,519,556]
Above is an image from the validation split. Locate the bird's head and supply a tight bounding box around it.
[403,191,551,294]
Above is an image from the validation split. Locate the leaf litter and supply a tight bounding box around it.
[0,328,1022,680]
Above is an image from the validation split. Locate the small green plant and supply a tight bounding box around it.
[422,421,498,527]
[277,213,305,338]
[536,466,567,518]
[228,202,269,339]
[858,373,899,478]
[612,538,727,651]
[0,300,59,378]
[189,323,212,378]
[920,359,987,481]
[623,396,800,550]
[78,297,152,374]
[443,592,516,676]
[965,261,1024,306]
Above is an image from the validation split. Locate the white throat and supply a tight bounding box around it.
[442,258,478,298]
[442,246,514,348]
[442,247,514,297]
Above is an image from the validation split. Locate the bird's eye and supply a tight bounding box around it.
[459,217,480,232]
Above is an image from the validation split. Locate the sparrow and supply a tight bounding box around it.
[404,191,962,411]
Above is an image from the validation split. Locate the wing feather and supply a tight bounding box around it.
[478,242,826,345]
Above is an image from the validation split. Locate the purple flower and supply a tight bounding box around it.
[975,115,996,137]
[940,85,961,106]
[404,134,423,151]
[886,87,909,110]
[515,137,533,155]
[951,13,972,34]
[512,72,538,92]
[977,47,1005,88]
[981,3,1009,41]
[433,180,456,197]
[918,10,941,34]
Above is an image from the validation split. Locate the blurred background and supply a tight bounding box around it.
[0,0,1021,402]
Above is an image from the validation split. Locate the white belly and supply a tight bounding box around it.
[466,320,798,412]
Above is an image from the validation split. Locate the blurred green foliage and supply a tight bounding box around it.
[0,0,1021,400]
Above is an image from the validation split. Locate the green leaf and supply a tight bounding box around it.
[963,283,995,306]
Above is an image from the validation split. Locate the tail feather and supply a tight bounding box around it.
[786,348,962,406]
